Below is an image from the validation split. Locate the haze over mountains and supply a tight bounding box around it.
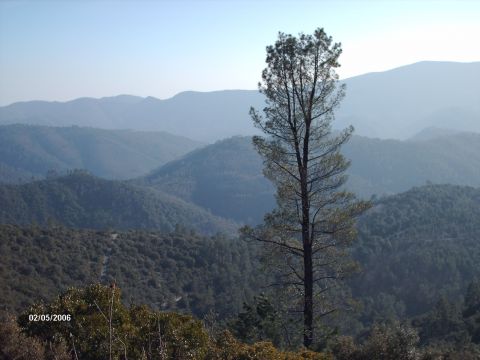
[335,61,480,138]
[1,61,479,142]
[1,61,479,230]
[0,91,264,143]
[0,124,202,183]
[138,132,480,223]
[2,126,480,226]
[139,136,273,224]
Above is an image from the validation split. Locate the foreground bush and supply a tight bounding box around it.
[0,312,70,360]
[329,321,480,360]
[6,284,329,359]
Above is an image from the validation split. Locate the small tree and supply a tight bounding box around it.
[242,28,370,348]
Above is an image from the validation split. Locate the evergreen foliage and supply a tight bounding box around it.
[2,184,480,354]
[244,27,370,348]
[351,185,480,327]
[141,136,274,225]
[0,225,260,319]
[229,294,284,346]
[0,171,236,235]
[4,284,330,359]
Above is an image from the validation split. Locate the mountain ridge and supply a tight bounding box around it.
[1,61,478,141]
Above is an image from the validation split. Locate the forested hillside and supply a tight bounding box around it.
[351,184,480,330]
[141,133,480,224]
[2,184,480,331]
[140,136,275,224]
[0,225,261,320]
[344,132,480,196]
[0,171,236,235]
[3,1,479,356]
[0,124,202,183]
[2,126,479,215]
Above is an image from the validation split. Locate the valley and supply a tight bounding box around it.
[1,60,480,357]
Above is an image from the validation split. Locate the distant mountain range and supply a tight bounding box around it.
[0,124,202,183]
[335,61,480,139]
[0,91,264,143]
[2,124,480,225]
[0,61,478,141]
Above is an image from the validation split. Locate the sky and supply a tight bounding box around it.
[0,0,479,105]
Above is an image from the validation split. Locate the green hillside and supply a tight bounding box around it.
[0,124,202,183]
[0,171,237,235]
[351,184,480,328]
[0,225,261,320]
[2,184,480,332]
[140,136,275,224]
[140,133,480,224]
[344,132,480,197]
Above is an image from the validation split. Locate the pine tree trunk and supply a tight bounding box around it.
[303,243,314,348]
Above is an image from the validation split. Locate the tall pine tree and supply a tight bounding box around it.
[243,28,370,348]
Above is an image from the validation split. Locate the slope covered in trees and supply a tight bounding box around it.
[140,133,480,223]
[2,184,480,353]
[351,184,480,329]
[0,124,202,183]
[0,171,236,235]
[140,136,275,224]
[2,126,480,218]
[344,132,480,196]
[0,225,260,319]
[4,284,479,358]
[2,184,480,327]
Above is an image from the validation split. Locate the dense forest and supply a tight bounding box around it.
[0,171,236,235]
[3,124,480,205]
[1,128,480,357]
[0,225,261,319]
[350,185,480,335]
[2,184,480,357]
[140,136,274,224]
[139,133,480,226]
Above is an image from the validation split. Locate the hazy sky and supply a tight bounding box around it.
[0,0,479,105]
